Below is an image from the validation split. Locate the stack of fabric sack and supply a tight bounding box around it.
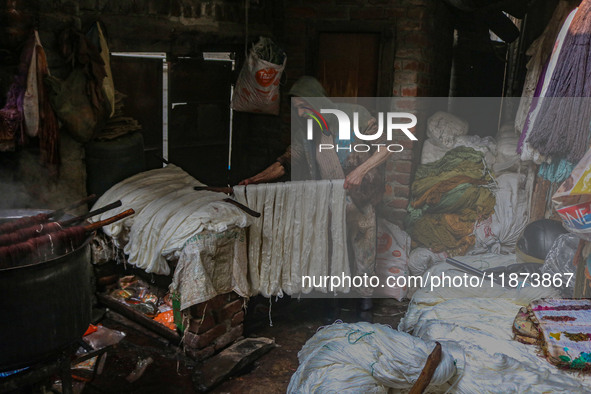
[420,111,497,167]
[406,146,496,256]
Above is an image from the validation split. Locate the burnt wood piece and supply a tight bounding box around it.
[409,342,443,394]
[60,200,122,227]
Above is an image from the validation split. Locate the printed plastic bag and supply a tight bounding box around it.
[231,37,286,115]
[541,233,580,297]
[374,218,410,300]
[552,147,591,241]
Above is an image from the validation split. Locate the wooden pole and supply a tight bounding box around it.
[409,342,443,394]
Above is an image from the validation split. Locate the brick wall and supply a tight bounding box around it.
[280,0,455,226]
[184,292,245,361]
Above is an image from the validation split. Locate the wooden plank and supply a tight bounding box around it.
[97,293,181,345]
[193,337,276,392]
[409,342,442,394]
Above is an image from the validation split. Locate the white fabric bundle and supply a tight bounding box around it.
[234,180,349,297]
[398,265,591,393]
[90,165,250,275]
[90,164,200,247]
[287,321,457,393]
[427,111,469,147]
[472,173,530,254]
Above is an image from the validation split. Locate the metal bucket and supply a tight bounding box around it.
[0,210,92,371]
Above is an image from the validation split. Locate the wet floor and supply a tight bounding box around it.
[75,297,407,393]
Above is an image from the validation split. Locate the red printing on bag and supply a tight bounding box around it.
[255,68,278,87]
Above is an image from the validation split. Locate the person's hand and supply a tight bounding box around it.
[239,162,285,186]
[344,167,367,190]
[238,178,254,186]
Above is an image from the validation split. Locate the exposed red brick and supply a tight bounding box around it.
[407,6,426,19]
[389,209,408,227]
[397,139,416,150]
[184,330,200,349]
[286,6,317,18]
[188,312,216,334]
[394,72,418,85]
[394,160,412,173]
[213,324,244,351]
[350,7,392,20]
[395,48,423,60]
[209,294,226,309]
[392,172,411,185]
[231,311,245,327]
[393,185,410,199]
[387,197,410,210]
[392,98,418,111]
[227,292,240,301]
[397,19,423,32]
[384,184,394,196]
[404,32,431,47]
[401,86,418,97]
[190,302,207,317]
[218,299,244,322]
[317,5,350,19]
[185,324,227,349]
[185,345,215,361]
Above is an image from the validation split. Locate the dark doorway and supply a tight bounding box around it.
[315,32,381,98]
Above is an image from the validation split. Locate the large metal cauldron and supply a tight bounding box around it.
[0,210,92,371]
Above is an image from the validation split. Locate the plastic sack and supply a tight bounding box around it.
[83,325,126,350]
[420,138,448,164]
[552,147,591,241]
[473,173,529,254]
[420,135,496,167]
[231,37,286,115]
[374,219,410,300]
[407,247,447,277]
[46,68,105,143]
[426,111,469,148]
[541,233,580,297]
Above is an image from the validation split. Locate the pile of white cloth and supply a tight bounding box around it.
[234,180,349,297]
[288,321,457,393]
[290,257,591,392]
[398,264,591,393]
[89,165,250,275]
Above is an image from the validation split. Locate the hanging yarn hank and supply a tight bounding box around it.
[0,213,51,235]
[527,0,591,163]
[0,221,63,247]
[0,226,87,269]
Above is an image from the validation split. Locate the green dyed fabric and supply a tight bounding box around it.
[406,146,496,255]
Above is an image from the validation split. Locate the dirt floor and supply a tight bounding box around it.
[2,297,407,393]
